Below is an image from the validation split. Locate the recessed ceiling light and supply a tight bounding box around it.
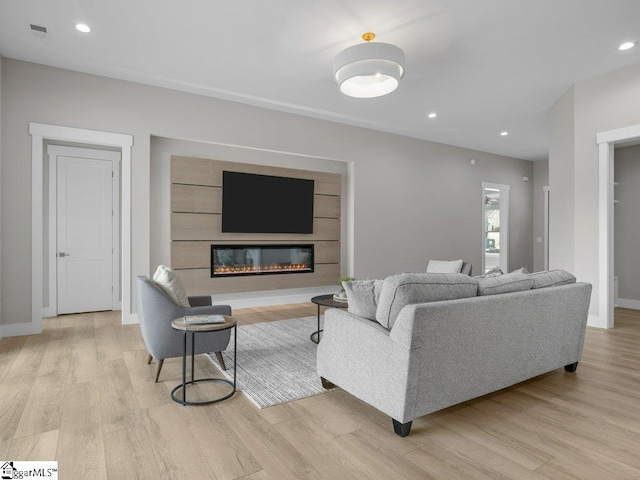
[500,131,509,136]
[619,41,636,51]
[427,112,437,118]
[75,23,91,33]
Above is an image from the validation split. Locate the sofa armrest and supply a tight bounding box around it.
[188,295,213,307]
[317,308,415,422]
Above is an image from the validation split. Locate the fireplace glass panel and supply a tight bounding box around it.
[211,245,314,277]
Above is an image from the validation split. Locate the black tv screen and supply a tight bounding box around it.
[222,171,314,234]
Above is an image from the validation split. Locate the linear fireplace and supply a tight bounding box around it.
[211,244,314,278]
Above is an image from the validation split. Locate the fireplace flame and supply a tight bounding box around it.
[214,263,311,275]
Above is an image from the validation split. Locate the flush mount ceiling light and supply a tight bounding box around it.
[75,23,91,33]
[427,112,437,118]
[619,41,636,51]
[334,32,405,98]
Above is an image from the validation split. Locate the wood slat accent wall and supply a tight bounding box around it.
[170,156,342,294]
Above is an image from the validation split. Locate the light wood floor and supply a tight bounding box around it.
[1,306,639,479]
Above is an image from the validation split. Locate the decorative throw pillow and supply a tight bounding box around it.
[152,265,191,307]
[426,259,463,274]
[376,273,478,329]
[474,266,503,278]
[342,279,384,321]
[476,270,534,296]
[529,269,576,289]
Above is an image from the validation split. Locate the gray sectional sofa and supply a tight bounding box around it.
[316,270,592,437]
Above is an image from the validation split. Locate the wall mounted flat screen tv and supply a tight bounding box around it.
[222,171,314,234]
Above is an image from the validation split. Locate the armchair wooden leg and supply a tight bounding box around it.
[154,359,164,383]
[215,352,227,371]
[146,353,153,365]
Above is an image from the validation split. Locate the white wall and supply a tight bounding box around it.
[548,63,640,323]
[1,58,534,327]
[532,160,548,272]
[614,144,640,304]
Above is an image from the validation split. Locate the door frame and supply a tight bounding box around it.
[29,123,133,334]
[481,182,510,274]
[596,123,640,329]
[45,145,121,317]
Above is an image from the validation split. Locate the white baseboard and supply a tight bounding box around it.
[587,314,608,329]
[0,321,43,338]
[615,298,640,310]
[42,306,57,318]
[122,312,139,325]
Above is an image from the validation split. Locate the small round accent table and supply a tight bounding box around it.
[310,294,348,344]
[170,316,237,406]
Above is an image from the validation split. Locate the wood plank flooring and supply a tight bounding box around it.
[0,306,639,479]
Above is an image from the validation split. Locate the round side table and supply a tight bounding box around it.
[170,316,237,406]
[310,294,348,344]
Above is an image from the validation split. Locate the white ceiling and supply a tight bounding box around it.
[1,0,639,161]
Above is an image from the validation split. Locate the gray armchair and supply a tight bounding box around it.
[136,276,232,382]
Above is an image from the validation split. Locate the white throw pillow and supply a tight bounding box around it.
[152,265,191,307]
[426,259,463,274]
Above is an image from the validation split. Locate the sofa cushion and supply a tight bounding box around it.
[342,279,384,321]
[529,269,576,289]
[426,259,463,274]
[152,265,191,307]
[376,273,478,329]
[476,269,534,296]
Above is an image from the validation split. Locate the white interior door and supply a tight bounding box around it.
[57,156,114,314]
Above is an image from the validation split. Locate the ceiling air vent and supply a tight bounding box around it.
[29,23,50,39]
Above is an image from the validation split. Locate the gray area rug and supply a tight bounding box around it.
[208,316,332,408]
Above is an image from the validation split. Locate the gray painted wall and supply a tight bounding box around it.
[548,63,640,319]
[0,56,2,320]
[532,160,548,272]
[1,58,533,326]
[548,88,575,274]
[614,144,640,302]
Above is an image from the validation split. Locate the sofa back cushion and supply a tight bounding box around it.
[529,269,576,289]
[342,279,384,321]
[376,273,478,329]
[476,269,534,296]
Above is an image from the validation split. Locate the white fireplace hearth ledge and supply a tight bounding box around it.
[210,285,338,310]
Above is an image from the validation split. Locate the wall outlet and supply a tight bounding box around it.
[536,237,543,243]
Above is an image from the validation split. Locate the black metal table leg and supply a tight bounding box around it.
[171,317,238,406]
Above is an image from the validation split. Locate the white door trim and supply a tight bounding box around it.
[481,182,510,274]
[543,186,550,270]
[595,123,640,329]
[29,123,134,334]
[45,146,121,317]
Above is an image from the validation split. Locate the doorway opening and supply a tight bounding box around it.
[481,182,510,274]
[30,123,133,335]
[596,124,640,329]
